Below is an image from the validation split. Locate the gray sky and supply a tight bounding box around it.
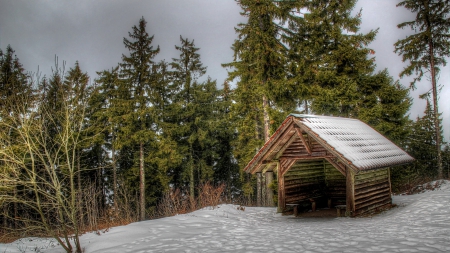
[0,0,448,140]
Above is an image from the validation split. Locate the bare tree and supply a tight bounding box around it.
[0,73,93,252]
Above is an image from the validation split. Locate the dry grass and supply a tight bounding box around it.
[150,182,226,219]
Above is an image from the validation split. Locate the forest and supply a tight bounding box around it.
[1,0,450,252]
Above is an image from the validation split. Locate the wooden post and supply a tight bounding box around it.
[345,167,355,217]
[387,168,392,204]
[257,172,262,207]
[277,162,285,213]
[265,171,275,206]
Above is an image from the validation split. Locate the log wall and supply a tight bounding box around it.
[354,168,391,216]
[283,159,325,204]
[323,160,346,205]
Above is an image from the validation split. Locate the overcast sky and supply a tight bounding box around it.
[0,0,448,140]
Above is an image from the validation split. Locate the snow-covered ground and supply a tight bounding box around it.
[2,180,450,253]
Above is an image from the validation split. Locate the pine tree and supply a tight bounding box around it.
[395,0,450,179]
[120,17,160,220]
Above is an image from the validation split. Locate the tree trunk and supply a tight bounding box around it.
[189,147,195,209]
[265,171,274,206]
[257,172,262,207]
[429,36,443,179]
[112,134,117,211]
[263,95,270,142]
[139,142,145,221]
[77,152,82,229]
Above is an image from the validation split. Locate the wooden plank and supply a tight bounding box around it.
[355,182,389,196]
[355,187,390,202]
[285,194,324,204]
[285,170,324,178]
[355,178,389,191]
[355,194,391,211]
[355,169,388,181]
[274,134,298,160]
[355,174,389,186]
[354,200,391,216]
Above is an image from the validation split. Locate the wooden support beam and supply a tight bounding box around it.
[325,157,346,176]
[346,167,355,216]
[277,161,285,213]
[280,159,296,177]
[295,127,311,154]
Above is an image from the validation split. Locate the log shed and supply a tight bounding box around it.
[244,114,414,217]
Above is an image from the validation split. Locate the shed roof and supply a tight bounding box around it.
[244,114,414,174]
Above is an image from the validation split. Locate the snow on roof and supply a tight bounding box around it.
[292,114,414,170]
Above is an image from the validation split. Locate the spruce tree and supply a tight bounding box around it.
[0,45,31,115]
[170,36,210,199]
[356,70,412,146]
[407,98,444,179]
[296,0,378,117]
[93,66,121,208]
[213,82,240,198]
[224,0,295,174]
[395,0,450,179]
[120,17,160,220]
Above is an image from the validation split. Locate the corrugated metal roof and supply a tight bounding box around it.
[291,114,414,170]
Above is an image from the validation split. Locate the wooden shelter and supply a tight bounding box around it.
[244,114,414,217]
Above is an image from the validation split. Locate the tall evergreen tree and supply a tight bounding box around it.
[93,66,121,208]
[120,17,160,220]
[212,82,240,198]
[356,70,412,146]
[287,0,412,144]
[224,0,295,172]
[295,0,377,117]
[0,45,31,115]
[395,0,450,179]
[170,36,211,199]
